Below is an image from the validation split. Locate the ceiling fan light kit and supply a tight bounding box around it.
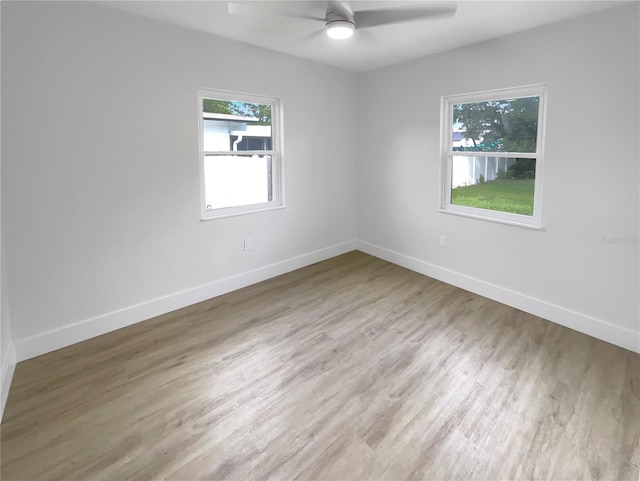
[325,20,355,39]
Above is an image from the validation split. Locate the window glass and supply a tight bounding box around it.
[452,97,539,153]
[204,154,272,210]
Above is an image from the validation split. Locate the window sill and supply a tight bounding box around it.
[438,208,543,230]
[201,203,285,221]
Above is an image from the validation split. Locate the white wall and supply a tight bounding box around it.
[1,1,357,359]
[1,2,16,417]
[357,4,639,352]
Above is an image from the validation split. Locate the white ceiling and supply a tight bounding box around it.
[99,1,628,72]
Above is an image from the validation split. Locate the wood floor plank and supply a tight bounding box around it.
[1,251,638,480]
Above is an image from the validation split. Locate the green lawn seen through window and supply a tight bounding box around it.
[451,179,535,216]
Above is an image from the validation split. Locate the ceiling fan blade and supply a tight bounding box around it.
[282,28,325,49]
[354,3,457,29]
[228,1,326,22]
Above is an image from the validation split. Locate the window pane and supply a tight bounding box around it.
[204,154,272,210]
[453,96,539,153]
[230,135,273,151]
[203,99,272,152]
[451,156,535,215]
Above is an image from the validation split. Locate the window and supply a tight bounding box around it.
[198,89,283,219]
[440,84,547,228]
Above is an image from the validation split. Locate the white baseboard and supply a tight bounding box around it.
[357,240,640,354]
[14,240,358,362]
[1,341,16,420]
[11,238,639,363]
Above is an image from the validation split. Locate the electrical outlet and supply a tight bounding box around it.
[439,235,448,248]
[244,238,253,251]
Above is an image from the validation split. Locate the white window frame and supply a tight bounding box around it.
[440,84,547,229]
[198,88,284,220]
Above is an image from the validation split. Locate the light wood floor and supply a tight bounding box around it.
[1,251,638,480]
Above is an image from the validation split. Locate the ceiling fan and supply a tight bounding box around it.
[227,1,457,40]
